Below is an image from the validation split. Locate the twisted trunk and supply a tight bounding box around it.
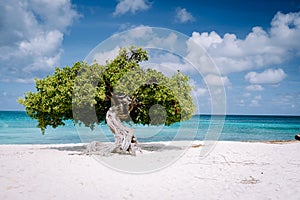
[106,107,139,155]
[86,94,140,155]
[106,94,140,155]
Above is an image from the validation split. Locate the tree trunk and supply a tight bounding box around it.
[106,107,139,155]
[105,94,141,155]
[85,94,141,156]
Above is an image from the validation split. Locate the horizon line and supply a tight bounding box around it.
[1,110,299,117]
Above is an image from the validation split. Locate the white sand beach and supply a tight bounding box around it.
[0,141,300,200]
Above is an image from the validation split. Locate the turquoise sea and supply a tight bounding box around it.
[0,111,299,144]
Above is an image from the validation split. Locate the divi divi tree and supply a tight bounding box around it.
[19,47,195,155]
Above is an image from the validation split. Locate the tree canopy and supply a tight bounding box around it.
[18,47,195,133]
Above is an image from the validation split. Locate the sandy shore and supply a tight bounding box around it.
[0,141,299,200]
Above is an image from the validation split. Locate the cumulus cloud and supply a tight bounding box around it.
[92,47,121,65]
[111,25,154,47]
[248,95,262,107]
[203,74,231,86]
[245,84,265,91]
[0,0,80,83]
[189,79,208,98]
[238,99,245,106]
[185,35,218,74]
[149,32,179,51]
[195,87,207,97]
[111,26,185,55]
[250,99,260,107]
[175,7,195,23]
[186,11,300,75]
[254,95,262,100]
[245,68,287,84]
[142,52,189,76]
[243,93,251,97]
[113,0,151,16]
[272,93,300,109]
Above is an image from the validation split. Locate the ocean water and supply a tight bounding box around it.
[0,111,299,144]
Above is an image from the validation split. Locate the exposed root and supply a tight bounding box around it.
[85,141,115,156]
[85,140,142,156]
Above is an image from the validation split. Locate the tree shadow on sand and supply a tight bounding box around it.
[46,143,185,155]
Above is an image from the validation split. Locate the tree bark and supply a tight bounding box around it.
[85,94,141,156]
[105,94,140,155]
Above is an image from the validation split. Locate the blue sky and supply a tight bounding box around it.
[0,0,300,115]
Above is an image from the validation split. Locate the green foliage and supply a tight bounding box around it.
[18,63,81,133]
[19,46,195,133]
[114,68,195,125]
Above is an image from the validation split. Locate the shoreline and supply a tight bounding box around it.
[0,139,299,146]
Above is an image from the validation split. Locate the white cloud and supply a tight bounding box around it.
[250,99,260,107]
[113,0,151,16]
[248,95,262,107]
[189,79,208,97]
[93,47,121,65]
[111,25,154,47]
[185,34,218,74]
[245,84,264,91]
[175,7,195,23]
[186,11,300,75]
[272,93,300,108]
[270,12,300,52]
[245,68,287,84]
[149,32,178,51]
[15,78,35,84]
[111,26,183,53]
[195,87,207,97]
[238,99,245,106]
[243,93,251,97]
[19,31,63,56]
[203,74,231,86]
[254,95,262,100]
[0,0,80,82]
[189,31,222,49]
